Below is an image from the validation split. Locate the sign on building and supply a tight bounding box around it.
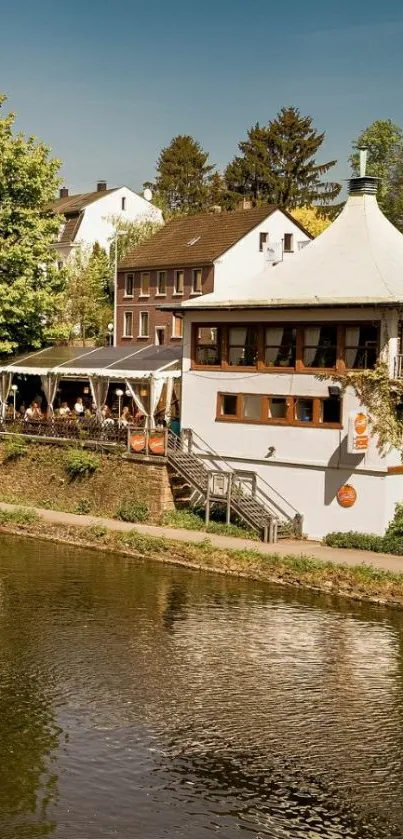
[347,410,369,454]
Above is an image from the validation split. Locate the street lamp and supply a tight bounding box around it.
[11,384,18,419]
[107,322,114,346]
[115,388,124,423]
[113,231,128,348]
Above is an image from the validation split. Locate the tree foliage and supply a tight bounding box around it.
[0,94,64,355]
[290,206,332,237]
[350,119,403,209]
[224,106,341,210]
[61,245,111,345]
[147,135,215,214]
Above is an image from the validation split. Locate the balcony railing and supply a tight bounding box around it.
[0,416,129,445]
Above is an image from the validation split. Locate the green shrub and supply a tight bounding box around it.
[2,436,29,462]
[0,507,38,526]
[84,524,108,540]
[116,499,149,523]
[74,498,92,515]
[324,531,384,552]
[160,508,258,539]
[64,449,100,479]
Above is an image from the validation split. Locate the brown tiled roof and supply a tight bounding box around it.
[58,213,83,244]
[47,188,118,214]
[119,205,297,269]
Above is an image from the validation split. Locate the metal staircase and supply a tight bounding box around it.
[166,429,303,543]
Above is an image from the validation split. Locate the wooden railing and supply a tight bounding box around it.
[0,416,128,445]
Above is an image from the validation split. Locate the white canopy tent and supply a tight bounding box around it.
[0,344,182,427]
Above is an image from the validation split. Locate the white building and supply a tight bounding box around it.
[177,168,403,540]
[49,181,163,265]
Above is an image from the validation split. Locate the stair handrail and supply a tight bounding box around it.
[176,428,301,524]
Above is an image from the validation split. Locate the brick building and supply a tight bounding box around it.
[115,206,311,346]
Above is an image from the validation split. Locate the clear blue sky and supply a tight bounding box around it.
[0,0,402,195]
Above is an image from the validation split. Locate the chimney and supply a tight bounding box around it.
[97,180,107,192]
[237,198,252,211]
[59,187,69,198]
[348,147,379,196]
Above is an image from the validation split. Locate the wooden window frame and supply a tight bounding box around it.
[123,311,133,339]
[124,273,134,298]
[138,311,149,338]
[216,392,342,429]
[156,270,167,297]
[191,268,203,296]
[191,322,379,374]
[173,269,185,296]
[139,272,150,298]
[172,314,183,339]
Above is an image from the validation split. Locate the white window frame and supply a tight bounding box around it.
[124,273,134,298]
[123,311,133,338]
[172,314,183,339]
[283,233,294,253]
[140,271,150,297]
[173,269,185,296]
[139,311,149,338]
[191,268,202,296]
[156,270,167,296]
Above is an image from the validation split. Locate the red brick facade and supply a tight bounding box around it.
[116,265,214,346]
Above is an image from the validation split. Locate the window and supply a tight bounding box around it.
[228,326,258,366]
[121,196,126,211]
[195,327,221,366]
[125,273,134,297]
[220,394,238,417]
[303,325,337,368]
[157,271,167,296]
[57,260,63,270]
[140,272,150,296]
[139,311,149,338]
[155,327,165,346]
[174,270,184,295]
[123,312,133,338]
[192,268,202,295]
[344,324,378,369]
[217,393,342,428]
[259,232,268,252]
[265,326,296,367]
[192,323,379,372]
[283,233,293,252]
[172,314,183,339]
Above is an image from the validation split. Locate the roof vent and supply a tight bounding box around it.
[187,236,201,246]
[97,180,107,192]
[348,147,379,195]
[59,187,69,198]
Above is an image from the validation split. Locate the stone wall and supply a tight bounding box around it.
[0,441,175,519]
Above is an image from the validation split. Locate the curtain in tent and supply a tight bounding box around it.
[125,380,148,420]
[344,326,361,369]
[303,327,321,367]
[265,327,284,365]
[0,372,13,419]
[90,377,110,419]
[150,377,165,428]
[40,374,59,414]
[164,377,174,423]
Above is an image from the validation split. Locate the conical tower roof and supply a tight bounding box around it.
[183,172,403,310]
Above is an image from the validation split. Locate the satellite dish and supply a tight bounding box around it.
[143,188,152,202]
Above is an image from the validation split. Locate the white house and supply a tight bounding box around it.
[116,205,311,347]
[176,166,403,540]
[49,181,163,265]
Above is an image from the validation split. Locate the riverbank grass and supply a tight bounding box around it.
[1,507,403,606]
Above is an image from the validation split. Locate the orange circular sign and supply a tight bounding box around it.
[148,434,165,455]
[354,412,368,435]
[130,433,146,453]
[337,484,357,508]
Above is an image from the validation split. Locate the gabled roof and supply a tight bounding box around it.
[181,186,403,310]
[119,206,310,270]
[58,214,83,244]
[48,188,119,215]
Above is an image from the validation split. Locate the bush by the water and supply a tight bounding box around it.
[116,499,149,522]
[324,503,403,555]
[0,507,38,526]
[64,449,100,479]
[2,436,28,462]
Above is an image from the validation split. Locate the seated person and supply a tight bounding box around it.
[74,396,84,416]
[58,401,70,417]
[120,406,132,426]
[24,401,42,420]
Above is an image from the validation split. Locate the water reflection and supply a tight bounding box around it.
[0,535,403,837]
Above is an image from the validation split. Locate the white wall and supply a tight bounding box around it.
[213,210,310,295]
[77,187,162,253]
[180,307,401,539]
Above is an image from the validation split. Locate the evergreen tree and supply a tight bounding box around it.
[225,106,341,210]
[350,119,403,226]
[0,94,64,354]
[147,135,215,214]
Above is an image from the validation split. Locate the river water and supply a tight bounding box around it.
[1,535,403,838]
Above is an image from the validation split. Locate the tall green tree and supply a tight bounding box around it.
[62,246,111,346]
[225,106,341,210]
[147,135,215,214]
[350,119,403,226]
[0,94,64,355]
